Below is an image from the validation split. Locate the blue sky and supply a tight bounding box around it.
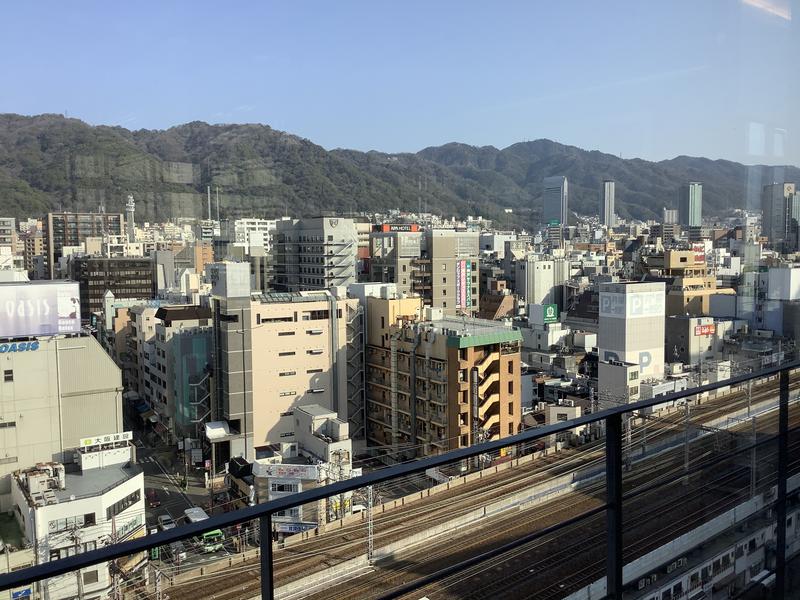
[1,1,798,165]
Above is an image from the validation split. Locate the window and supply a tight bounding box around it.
[629,371,638,381]
[556,413,568,422]
[279,351,296,357]
[508,401,514,415]
[280,410,294,417]
[508,362,513,374]
[271,482,299,493]
[279,391,297,397]
[508,423,513,435]
[508,381,513,394]
[107,490,140,520]
[0,421,16,429]
[3,370,12,383]
[278,331,295,336]
[629,386,639,396]
[82,570,99,585]
[442,277,447,284]
[306,368,323,374]
[279,371,296,377]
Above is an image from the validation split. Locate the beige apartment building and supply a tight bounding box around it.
[209,262,364,463]
[0,335,123,511]
[365,295,522,461]
[644,249,735,316]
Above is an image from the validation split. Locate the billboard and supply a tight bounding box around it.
[0,282,81,339]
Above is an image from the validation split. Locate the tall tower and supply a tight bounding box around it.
[600,180,615,227]
[543,176,568,227]
[678,182,702,227]
[125,194,136,242]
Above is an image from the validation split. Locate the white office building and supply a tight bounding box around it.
[598,281,666,380]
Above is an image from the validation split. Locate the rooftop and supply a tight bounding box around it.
[55,464,141,503]
[252,291,332,304]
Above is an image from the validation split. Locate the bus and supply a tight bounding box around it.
[184,507,225,552]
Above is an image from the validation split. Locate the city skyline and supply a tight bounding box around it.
[1,2,798,166]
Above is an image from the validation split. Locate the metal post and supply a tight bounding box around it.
[750,416,756,498]
[605,413,623,600]
[260,514,274,600]
[367,485,374,564]
[683,402,690,485]
[775,369,788,598]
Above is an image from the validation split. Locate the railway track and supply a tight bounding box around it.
[157,374,799,600]
[298,399,799,600]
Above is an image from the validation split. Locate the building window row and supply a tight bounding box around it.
[106,489,141,521]
[48,512,97,533]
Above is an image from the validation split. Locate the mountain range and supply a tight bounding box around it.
[1,113,798,229]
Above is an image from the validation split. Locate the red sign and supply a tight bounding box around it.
[691,243,706,264]
[694,324,715,336]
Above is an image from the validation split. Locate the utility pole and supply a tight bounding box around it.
[70,528,84,599]
[366,485,374,564]
[747,378,752,417]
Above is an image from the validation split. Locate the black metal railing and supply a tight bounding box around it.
[1,359,798,600]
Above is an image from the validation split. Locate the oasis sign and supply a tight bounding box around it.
[0,341,40,353]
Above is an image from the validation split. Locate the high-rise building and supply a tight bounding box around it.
[69,256,155,319]
[209,262,364,463]
[273,217,358,291]
[0,217,17,253]
[600,180,615,227]
[365,296,522,460]
[543,176,569,226]
[369,224,423,295]
[44,212,124,279]
[20,230,43,277]
[678,182,703,227]
[425,230,480,317]
[371,227,480,317]
[663,208,679,224]
[598,281,666,381]
[152,305,214,440]
[761,183,800,252]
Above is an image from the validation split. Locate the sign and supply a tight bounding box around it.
[548,219,561,226]
[692,243,706,264]
[542,304,559,324]
[599,291,665,319]
[275,522,318,534]
[253,463,319,480]
[0,341,39,353]
[80,431,132,447]
[456,259,473,310]
[11,589,32,599]
[0,282,81,338]
[377,223,419,232]
[694,324,715,336]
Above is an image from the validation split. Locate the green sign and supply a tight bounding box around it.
[543,303,559,324]
[548,219,561,226]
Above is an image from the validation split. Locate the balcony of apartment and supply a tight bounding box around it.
[4,358,800,600]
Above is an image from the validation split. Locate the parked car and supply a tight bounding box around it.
[157,514,176,531]
[147,489,161,508]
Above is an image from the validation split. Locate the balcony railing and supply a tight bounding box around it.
[1,358,799,600]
